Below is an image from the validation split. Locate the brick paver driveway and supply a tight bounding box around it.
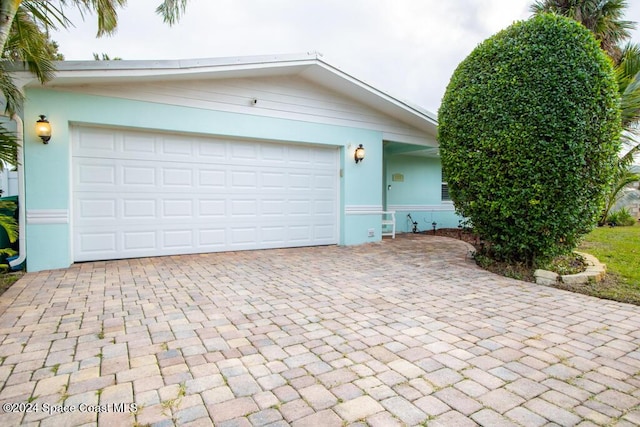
[0,235,639,426]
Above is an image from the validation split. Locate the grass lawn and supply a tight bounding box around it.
[448,223,640,305]
[573,222,640,305]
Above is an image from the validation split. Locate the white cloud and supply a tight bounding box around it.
[50,0,640,113]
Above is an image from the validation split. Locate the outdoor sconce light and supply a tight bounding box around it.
[36,115,51,144]
[354,144,365,163]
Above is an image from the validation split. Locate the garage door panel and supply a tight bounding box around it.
[231,227,258,245]
[261,145,286,163]
[315,224,337,240]
[231,142,259,160]
[162,199,193,218]
[162,168,193,187]
[162,136,194,157]
[78,199,117,220]
[289,200,311,215]
[122,166,157,186]
[199,229,227,247]
[262,226,286,244]
[288,225,312,242]
[231,171,258,189]
[78,232,117,254]
[199,170,226,188]
[123,199,157,219]
[315,174,336,190]
[199,199,226,217]
[198,141,226,159]
[289,173,311,189]
[313,149,338,167]
[123,134,157,155]
[231,200,258,216]
[123,231,157,250]
[288,146,313,165]
[163,230,193,248]
[261,172,286,189]
[75,128,117,154]
[262,199,285,215]
[72,126,338,262]
[316,200,337,215]
[78,163,116,185]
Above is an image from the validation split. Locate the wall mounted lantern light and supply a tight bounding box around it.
[36,115,51,144]
[354,144,365,164]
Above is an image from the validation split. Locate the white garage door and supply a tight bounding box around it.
[71,126,339,262]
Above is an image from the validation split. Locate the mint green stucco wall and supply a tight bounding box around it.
[23,88,384,271]
[387,155,442,204]
[385,153,462,233]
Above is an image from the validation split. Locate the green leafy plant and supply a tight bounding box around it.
[0,248,17,272]
[438,14,622,265]
[541,253,586,275]
[607,207,637,226]
[0,201,18,245]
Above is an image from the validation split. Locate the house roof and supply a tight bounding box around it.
[13,52,438,135]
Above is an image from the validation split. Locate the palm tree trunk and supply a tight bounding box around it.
[0,0,21,53]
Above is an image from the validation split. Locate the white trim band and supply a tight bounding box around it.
[387,204,455,212]
[27,209,70,224]
[345,205,384,215]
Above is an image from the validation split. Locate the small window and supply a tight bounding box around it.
[441,183,450,201]
[441,170,451,201]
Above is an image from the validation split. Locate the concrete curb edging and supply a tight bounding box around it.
[534,251,606,286]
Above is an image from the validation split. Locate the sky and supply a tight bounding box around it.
[50,0,640,114]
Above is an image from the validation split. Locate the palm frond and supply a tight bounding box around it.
[600,169,640,224]
[155,0,189,26]
[619,134,639,167]
[67,0,127,37]
[530,0,636,62]
[0,219,18,244]
[20,0,75,32]
[4,8,56,84]
[0,64,24,115]
[0,211,18,244]
[615,42,640,166]
[618,71,640,128]
[0,125,19,168]
[612,171,640,202]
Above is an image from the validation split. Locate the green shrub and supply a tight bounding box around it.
[607,207,636,226]
[438,14,621,265]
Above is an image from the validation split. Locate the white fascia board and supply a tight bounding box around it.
[15,53,321,87]
[301,59,438,134]
[313,59,437,123]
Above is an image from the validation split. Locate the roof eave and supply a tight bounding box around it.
[11,52,438,133]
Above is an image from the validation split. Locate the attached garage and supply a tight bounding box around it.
[72,126,339,262]
[16,53,442,272]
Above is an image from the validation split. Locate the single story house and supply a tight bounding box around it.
[11,52,460,272]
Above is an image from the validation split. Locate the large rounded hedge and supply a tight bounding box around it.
[438,14,621,264]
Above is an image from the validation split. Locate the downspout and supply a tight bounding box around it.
[9,113,25,269]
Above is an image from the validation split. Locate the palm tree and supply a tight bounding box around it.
[531,1,640,224]
[530,0,635,63]
[617,43,640,162]
[0,1,189,51]
[0,0,189,247]
[0,0,190,154]
[0,0,189,99]
[600,42,640,223]
[0,0,190,159]
[600,169,640,224]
